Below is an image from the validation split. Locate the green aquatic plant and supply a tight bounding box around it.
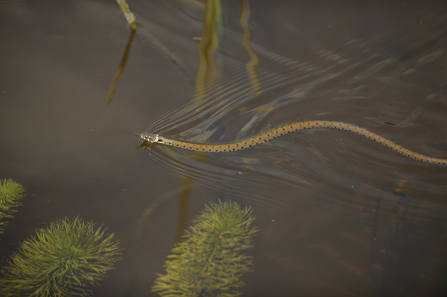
[0,179,25,234]
[152,201,259,297]
[116,0,137,29]
[0,217,121,297]
[114,0,195,89]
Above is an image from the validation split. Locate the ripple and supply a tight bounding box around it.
[134,10,447,223]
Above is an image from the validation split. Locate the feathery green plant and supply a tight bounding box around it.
[0,179,25,234]
[0,217,122,297]
[152,201,259,297]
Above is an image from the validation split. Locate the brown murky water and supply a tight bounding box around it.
[1,0,447,296]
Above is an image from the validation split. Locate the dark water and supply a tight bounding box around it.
[1,0,447,296]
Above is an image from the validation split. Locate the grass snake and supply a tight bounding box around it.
[140,120,447,166]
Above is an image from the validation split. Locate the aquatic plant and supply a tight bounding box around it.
[116,0,137,29]
[0,179,25,234]
[113,0,195,90]
[152,201,259,297]
[0,217,121,297]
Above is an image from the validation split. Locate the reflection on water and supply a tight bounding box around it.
[107,28,136,105]
[1,0,447,296]
[136,1,447,296]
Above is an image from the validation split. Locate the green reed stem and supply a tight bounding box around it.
[116,0,137,29]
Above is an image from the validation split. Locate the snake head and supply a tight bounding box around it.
[140,132,162,143]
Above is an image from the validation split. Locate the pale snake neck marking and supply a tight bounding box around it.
[140,120,447,166]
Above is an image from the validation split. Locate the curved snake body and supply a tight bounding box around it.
[140,120,447,166]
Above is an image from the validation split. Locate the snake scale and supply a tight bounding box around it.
[140,120,447,166]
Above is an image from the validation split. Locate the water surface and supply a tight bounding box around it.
[1,0,447,296]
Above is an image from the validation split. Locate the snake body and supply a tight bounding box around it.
[140,120,447,166]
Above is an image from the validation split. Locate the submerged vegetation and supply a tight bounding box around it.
[152,201,259,297]
[0,217,122,297]
[0,179,25,234]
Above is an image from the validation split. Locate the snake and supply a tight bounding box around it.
[139,120,447,166]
